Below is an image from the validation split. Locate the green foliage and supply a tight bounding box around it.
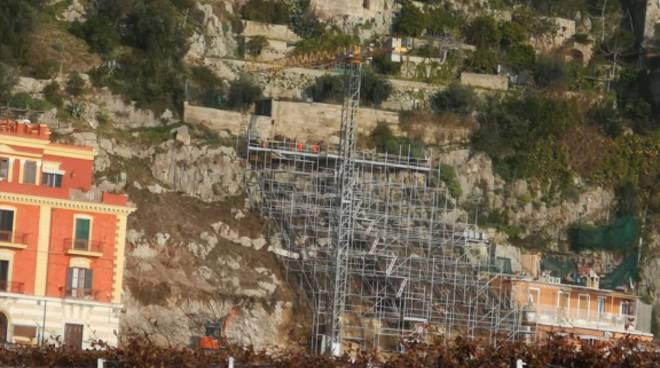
[360,69,393,107]
[188,67,225,109]
[308,70,392,107]
[0,0,36,63]
[392,1,462,37]
[289,0,324,39]
[504,44,536,72]
[246,36,268,56]
[7,92,51,111]
[372,53,401,76]
[0,63,17,103]
[294,29,356,53]
[226,75,262,111]
[424,6,463,37]
[472,94,577,186]
[465,16,501,48]
[69,16,119,54]
[465,46,499,74]
[241,0,290,25]
[431,83,480,115]
[42,81,64,107]
[529,0,586,18]
[439,164,462,199]
[123,0,190,60]
[370,122,424,158]
[534,55,569,90]
[589,102,624,138]
[80,0,192,111]
[392,0,425,37]
[308,74,344,104]
[66,72,86,97]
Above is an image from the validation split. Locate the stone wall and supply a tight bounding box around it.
[460,72,508,90]
[204,58,444,110]
[183,102,248,135]
[242,20,300,43]
[184,100,399,143]
[266,100,400,142]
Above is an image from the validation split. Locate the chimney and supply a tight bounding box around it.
[586,269,600,289]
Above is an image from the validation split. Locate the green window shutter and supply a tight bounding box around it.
[74,218,90,241]
[84,269,93,290]
[0,210,13,232]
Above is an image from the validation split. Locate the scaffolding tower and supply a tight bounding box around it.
[242,50,522,353]
[244,135,523,353]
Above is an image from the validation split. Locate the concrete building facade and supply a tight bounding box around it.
[0,120,134,349]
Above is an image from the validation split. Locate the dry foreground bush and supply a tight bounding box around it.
[0,333,657,368]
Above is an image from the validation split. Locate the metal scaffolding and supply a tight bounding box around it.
[240,44,521,354]
[243,134,524,353]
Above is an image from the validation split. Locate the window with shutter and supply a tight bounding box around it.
[22,161,37,184]
[67,267,93,298]
[0,260,8,292]
[0,210,14,242]
[73,218,91,250]
[0,159,8,181]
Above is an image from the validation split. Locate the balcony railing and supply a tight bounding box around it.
[61,287,98,299]
[0,280,25,294]
[63,238,104,253]
[0,231,28,244]
[523,304,637,330]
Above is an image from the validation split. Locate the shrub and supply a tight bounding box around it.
[246,36,268,56]
[392,0,425,37]
[308,74,344,104]
[308,70,392,107]
[431,83,480,116]
[589,102,624,138]
[0,0,36,63]
[440,164,462,199]
[294,29,356,54]
[372,53,401,76]
[42,81,64,107]
[370,122,424,158]
[465,16,501,48]
[360,69,392,107]
[188,66,225,109]
[466,46,500,74]
[504,44,536,72]
[0,63,17,103]
[69,16,119,54]
[226,75,262,111]
[241,0,290,25]
[472,94,577,184]
[8,92,50,111]
[534,54,569,90]
[66,72,86,97]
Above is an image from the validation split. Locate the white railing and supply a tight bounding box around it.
[525,305,636,331]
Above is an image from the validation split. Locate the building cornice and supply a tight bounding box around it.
[0,191,135,216]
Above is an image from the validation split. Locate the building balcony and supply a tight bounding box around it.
[0,181,128,206]
[60,287,99,300]
[0,280,25,294]
[63,239,104,257]
[524,305,637,332]
[0,231,28,249]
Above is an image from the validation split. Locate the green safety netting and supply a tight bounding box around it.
[540,256,576,278]
[568,216,639,253]
[600,255,639,290]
